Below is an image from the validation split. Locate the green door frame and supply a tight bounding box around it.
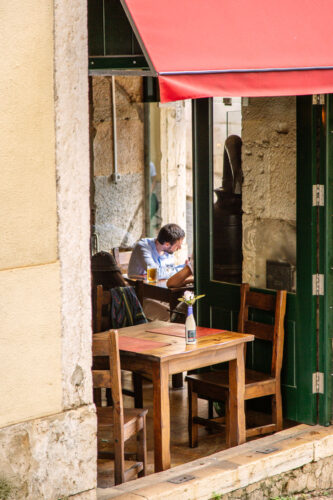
[192,96,332,425]
[323,95,333,424]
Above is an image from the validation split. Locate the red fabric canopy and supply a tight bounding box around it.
[121,0,333,102]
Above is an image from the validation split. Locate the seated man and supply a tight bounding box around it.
[166,257,193,288]
[128,223,185,321]
[128,223,185,279]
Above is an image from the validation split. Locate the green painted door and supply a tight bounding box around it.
[322,95,333,424]
[192,97,332,425]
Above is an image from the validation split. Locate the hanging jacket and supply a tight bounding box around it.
[110,286,147,328]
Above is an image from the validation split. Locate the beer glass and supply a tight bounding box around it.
[147,265,157,283]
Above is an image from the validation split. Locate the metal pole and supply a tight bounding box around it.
[111,76,120,183]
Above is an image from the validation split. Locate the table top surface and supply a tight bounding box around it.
[124,275,194,292]
[94,320,254,361]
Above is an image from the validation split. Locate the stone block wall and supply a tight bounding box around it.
[92,81,190,262]
[241,97,297,289]
[0,0,97,498]
[222,456,333,500]
[0,407,96,500]
[160,101,188,264]
[92,76,145,250]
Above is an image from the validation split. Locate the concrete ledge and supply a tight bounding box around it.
[97,424,333,499]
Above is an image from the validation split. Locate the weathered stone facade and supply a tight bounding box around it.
[222,457,333,500]
[92,76,145,250]
[160,101,188,263]
[0,406,96,500]
[241,97,297,289]
[1,0,97,498]
[92,81,189,262]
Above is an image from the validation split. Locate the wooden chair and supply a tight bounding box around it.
[185,283,287,447]
[95,284,111,333]
[93,329,148,485]
[94,285,143,408]
[112,247,133,275]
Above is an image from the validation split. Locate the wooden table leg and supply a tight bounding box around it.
[227,344,246,447]
[170,295,184,389]
[152,362,170,472]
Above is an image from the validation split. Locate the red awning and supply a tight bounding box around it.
[121,0,333,102]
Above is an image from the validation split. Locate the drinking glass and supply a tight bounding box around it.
[147,265,158,282]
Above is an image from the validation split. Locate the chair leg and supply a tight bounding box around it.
[225,401,231,448]
[208,400,214,419]
[272,386,283,431]
[93,388,102,407]
[188,381,198,448]
[133,373,143,408]
[106,388,112,406]
[137,415,147,478]
[172,373,183,388]
[114,430,125,485]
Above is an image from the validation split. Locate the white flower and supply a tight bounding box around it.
[183,291,194,301]
[178,291,205,306]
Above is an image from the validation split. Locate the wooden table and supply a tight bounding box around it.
[97,320,254,472]
[125,276,194,389]
[125,275,193,314]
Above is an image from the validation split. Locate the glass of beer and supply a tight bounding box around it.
[147,265,158,283]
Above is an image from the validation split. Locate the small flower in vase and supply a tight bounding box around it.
[178,291,205,344]
[178,290,205,305]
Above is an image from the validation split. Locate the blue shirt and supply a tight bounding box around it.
[128,238,175,279]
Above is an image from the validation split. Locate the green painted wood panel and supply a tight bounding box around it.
[295,96,317,424]
[321,95,333,425]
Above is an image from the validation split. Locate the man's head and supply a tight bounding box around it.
[157,223,185,254]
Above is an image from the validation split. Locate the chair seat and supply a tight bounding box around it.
[186,369,276,400]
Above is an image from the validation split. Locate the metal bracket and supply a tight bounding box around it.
[312,274,324,296]
[168,474,196,484]
[111,172,121,183]
[312,372,324,394]
[256,447,279,454]
[312,94,325,105]
[312,185,324,206]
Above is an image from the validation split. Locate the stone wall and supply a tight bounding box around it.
[92,76,145,250]
[160,101,188,263]
[222,457,333,500]
[0,407,96,500]
[92,83,190,263]
[0,0,97,498]
[241,97,297,289]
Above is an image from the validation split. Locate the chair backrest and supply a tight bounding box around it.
[238,283,287,378]
[112,247,133,275]
[92,330,124,440]
[94,284,147,333]
[95,285,111,333]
